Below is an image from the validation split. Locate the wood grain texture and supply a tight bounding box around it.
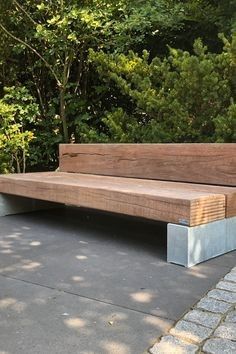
[168,183,236,218]
[0,172,225,226]
[59,144,236,186]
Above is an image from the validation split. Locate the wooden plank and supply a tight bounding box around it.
[13,171,234,217]
[59,144,236,186]
[0,172,225,226]
[165,183,236,218]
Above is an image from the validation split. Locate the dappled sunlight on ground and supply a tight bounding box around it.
[29,241,41,246]
[185,269,208,279]
[0,249,14,254]
[0,297,26,313]
[0,258,42,274]
[76,255,88,260]
[72,275,84,282]
[0,208,235,353]
[64,317,87,329]
[32,298,47,305]
[0,274,171,353]
[143,315,171,328]
[5,233,21,239]
[152,340,186,354]
[0,240,14,249]
[79,240,89,245]
[130,291,155,303]
[101,341,131,354]
[21,261,41,270]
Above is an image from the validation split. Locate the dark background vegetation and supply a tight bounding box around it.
[0,0,235,173]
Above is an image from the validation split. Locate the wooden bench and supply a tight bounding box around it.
[0,143,235,267]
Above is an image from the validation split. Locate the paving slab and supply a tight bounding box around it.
[149,266,236,354]
[214,322,236,341]
[203,338,236,354]
[196,297,232,314]
[183,309,221,329]
[216,280,236,292]
[0,207,235,354]
[225,310,236,323]
[0,276,172,354]
[150,335,198,354]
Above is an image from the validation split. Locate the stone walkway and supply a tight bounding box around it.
[149,265,236,354]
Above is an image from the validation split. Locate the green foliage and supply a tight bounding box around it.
[3,86,40,124]
[0,86,62,171]
[0,1,235,174]
[0,96,35,173]
[29,115,63,171]
[90,36,236,142]
[0,0,187,143]
[214,103,236,142]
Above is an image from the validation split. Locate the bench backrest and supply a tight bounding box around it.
[59,144,236,186]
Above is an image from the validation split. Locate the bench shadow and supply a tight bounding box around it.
[39,206,167,260]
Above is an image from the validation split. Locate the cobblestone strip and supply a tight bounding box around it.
[148,265,236,354]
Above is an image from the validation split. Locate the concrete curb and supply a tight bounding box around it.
[147,265,236,354]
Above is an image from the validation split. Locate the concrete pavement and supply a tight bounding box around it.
[0,207,235,354]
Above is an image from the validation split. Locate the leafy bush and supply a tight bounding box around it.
[90,35,236,142]
[0,98,35,173]
[0,86,63,172]
[0,1,235,172]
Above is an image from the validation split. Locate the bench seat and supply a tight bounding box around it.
[0,143,235,267]
[0,171,231,227]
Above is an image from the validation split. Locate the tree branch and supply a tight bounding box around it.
[0,22,62,87]
[13,0,38,26]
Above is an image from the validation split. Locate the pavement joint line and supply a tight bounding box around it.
[206,295,236,304]
[0,272,175,323]
[147,265,236,354]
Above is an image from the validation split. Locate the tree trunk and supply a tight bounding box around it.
[15,155,21,174]
[59,87,69,143]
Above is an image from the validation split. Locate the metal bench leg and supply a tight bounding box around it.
[167,217,236,267]
[0,193,61,217]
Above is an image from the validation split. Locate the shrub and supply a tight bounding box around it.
[0,86,39,173]
[90,35,236,142]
